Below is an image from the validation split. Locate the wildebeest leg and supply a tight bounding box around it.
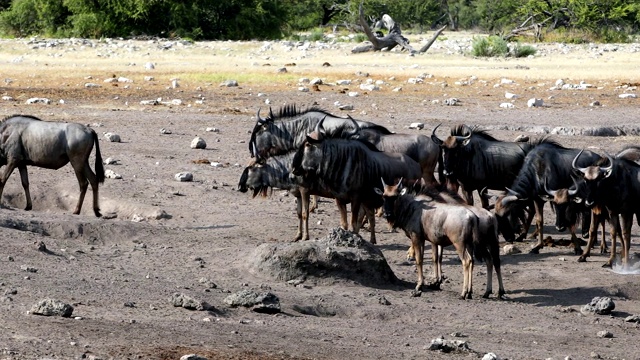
[428,244,442,290]
[351,200,362,234]
[309,195,318,213]
[0,161,18,208]
[336,200,348,230]
[294,192,305,241]
[621,213,633,268]
[82,161,102,217]
[604,212,620,268]
[490,242,506,299]
[459,248,473,300]
[363,206,376,244]
[483,254,494,298]
[569,222,583,255]
[600,219,609,254]
[17,165,32,211]
[70,163,90,215]
[579,210,599,262]
[406,244,415,261]
[529,199,545,254]
[412,234,425,292]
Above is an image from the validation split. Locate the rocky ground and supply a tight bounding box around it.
[0,34,639,360]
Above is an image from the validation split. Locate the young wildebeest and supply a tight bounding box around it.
[377,181,504,299]
[0,114,105,216]
[291,120,422,244]
[238,151,329,241]
[249,104,442,186]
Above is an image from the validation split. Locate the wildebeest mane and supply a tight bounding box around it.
[1,114,42,122]
[451,124,498,142]
[267,104,330,121]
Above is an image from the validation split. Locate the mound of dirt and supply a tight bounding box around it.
[248,228,398,287]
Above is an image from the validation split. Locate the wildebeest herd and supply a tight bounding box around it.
[2,108,639,301]
[236,104,640,299]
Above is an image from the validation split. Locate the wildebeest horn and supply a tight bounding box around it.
[268,107,275,119]
[256,108,266,124]
[568,176,580,196]
[600,153,614,176]
[571,149,589,174]
[381,177,387,188]
[505,187,525,201]
[543,178,557,197]
[431,123,444,146]
[396,177,403,186]
[455,126,472,142]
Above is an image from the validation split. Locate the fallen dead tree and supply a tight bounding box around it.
[351,3,447,54]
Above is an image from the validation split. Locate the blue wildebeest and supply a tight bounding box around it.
[496,140,601,254]
[0,115,105,216]
[376,180,504,299]
[572,149,640,268]
[430,124,536,207]
[291,120,422,244]
[238,151,331,241]
[249,104,442,186]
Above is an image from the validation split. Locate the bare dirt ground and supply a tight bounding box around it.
[0,34,640,360]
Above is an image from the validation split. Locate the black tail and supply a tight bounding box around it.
[92,131,105,183]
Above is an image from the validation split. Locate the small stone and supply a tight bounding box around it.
[175,172,193,182]
[624,314,640,322]
[514,134,529,142]
[221,80,238,87]
[581,297,615,315]
[191,136,206,149]
[482,353,500,360]
[409,122,424,130]
[619,93,637,99]
[25,97,51,104]
[144,62,155,70]
[499,103,515,109]
[590,101,601,107]
[505,92,518,99]
[105,169,122,179]
[20,265,38,273]
[180,354,208,360]
[502,244,521,255]
[31,298,74,317]
[596,330,613,338]
[443,98,459,106]
[160,128,172,134]
[104,133,121,142]
[527,98,544,107]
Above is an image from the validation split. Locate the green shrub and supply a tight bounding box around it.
[471,35,509,57]
[511,43,536,58]
[353,33,367,43]
[308,28,325,41]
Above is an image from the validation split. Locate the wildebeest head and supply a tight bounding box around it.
[291,118,328,177]
[430,124,472,178]
[541,176,582,232]
[374,178,404,224]
[248,107,280,158]
[571,149,613,208]
[237,157,270,198]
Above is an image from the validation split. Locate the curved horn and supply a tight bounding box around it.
[431,123,444,146]
[455,125,472,142]
[256,108,266,124]
[543,177,557,197]
[381,177,387,188]
[268,107,275,119]
[396,177,403,186]
[600,153,613,175]
[568,176,579,196]
[571,149,588,174]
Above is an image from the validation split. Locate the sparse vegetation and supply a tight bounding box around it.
[511,43,536,58]
[471,35,509,57]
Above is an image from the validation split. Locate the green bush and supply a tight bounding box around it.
[511,43,536,58]
[307,28,325,41]
[471,35,509,57]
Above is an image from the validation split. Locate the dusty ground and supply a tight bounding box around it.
[0,34,640,360]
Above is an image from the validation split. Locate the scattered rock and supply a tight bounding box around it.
[224,290,281,314]
[221,80,238,87]
[336,80,351,85]
[359,84,379,91]
[624,314,640,323]
[144,62,155,70]
[597,330,613,338]
[428,337,473,353]
[527,98,544,107]
[482,353,500,360]
[409,122,424,130]
[104,133,121,142]
[443,98,459,106]
[105,169,122,179]
[505,92,518,99]
[191,136,206,149]
[499,103,515,109]
[25,97,51,104]
[378,295,391,305]
[502,244,521,255]
[175,172,193,182]
[160,128,172,134]
[20,265,38,273]
[169,293,212,311]
[85,83,101,88]
[590,101,601,107]
[103,157,119,165]
[514,134,529,142]
[581,297,615,315]
[31,298,74,317]
[619,93,637,99]
[180,355,208,360]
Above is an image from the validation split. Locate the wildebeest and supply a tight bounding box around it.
[572,149,640,267]
[0,115,105,216]
[291,120,422,244]
[497,140,601,254]
[377,180,504,299]
[431,124,536,207]
[250,104,442,186]
[238,151,328,241]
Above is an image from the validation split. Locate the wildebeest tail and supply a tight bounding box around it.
[472,218,493,264]
[92,130,105,183]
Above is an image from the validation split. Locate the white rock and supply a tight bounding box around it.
[131,214,145,222]
[211,162,223,167]
[170,99,182,105]
[555,79,565,87]
[298,87,309,92]
[140,99,158,105]
[221,80,238,87]
[191,137,206,149]
[171,79,179,89]
[103,157,119,165]
[26,97,51,104]
[103,78,118,83]
[392,87,402,92]
[144,76,154,81]
[144,62,155,70]
[104,133,121,142]
[85,83,102,88]
[310,78,323,85]
[501,78,515,84]
[2,96,14,101]
[409,123,424,130]
[175,172,193,182]
[619,93,637,99]
[499,103,515,109]
[505,92,518,99]
[407,78,423,84]
[359,84,379,91]
[527,98,544,107]
[105,169,122,179]
[298,77,310,84]
[206,127,219,132]
[160,128,172,134]
[336,80,351,85]
[348,92,359,97]
[503,244,521,255]
[118,77,133,83]
[339,104,354,110]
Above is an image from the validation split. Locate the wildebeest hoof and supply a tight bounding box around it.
[529,247,541,254]
[25,205,32,211]
[577,256,587,263]
[427,282,442,290]
[482,291,491,299]
[574,248,584,256]
[602,262,613,268]
[410,289,422,297]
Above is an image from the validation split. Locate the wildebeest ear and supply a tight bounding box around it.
[400,188,407,196]
[374,188,383,196]
[462,138,471,146]
[572,197,583,204]
[306,134,320,143]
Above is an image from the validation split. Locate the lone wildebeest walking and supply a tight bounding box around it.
[0,115,105,216]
